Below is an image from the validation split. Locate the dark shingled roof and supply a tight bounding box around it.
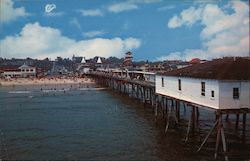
[159,57,250,80]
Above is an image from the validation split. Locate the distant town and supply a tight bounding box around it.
[0,52,207,79]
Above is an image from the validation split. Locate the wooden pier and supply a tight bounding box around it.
[87,71,249,160]
[88,72,155,105]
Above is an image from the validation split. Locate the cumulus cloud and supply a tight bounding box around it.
[163,1,249,61]
[78,9,103,16]
[82,31,106,38]
[0,22,141,59]
[168,7,203,28]
[0,0,29,24]
[157,52,182,61]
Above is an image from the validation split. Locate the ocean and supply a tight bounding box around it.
[0,84,249,160]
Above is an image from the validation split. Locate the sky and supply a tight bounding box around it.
[0,0,249,61]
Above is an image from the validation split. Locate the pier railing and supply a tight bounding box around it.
[88,71,155,88]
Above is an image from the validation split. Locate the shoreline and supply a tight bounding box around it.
[0,77,95,86]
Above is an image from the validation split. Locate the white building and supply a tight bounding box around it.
[2,64,36,78]
[155,57,250,110]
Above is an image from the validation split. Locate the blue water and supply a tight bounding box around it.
[0,84,249,160]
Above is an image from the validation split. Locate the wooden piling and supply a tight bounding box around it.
[235,113,239,130]
[214,113,222,159]
[192,106,196,133]
[161,95,165,116]
[242,113,246,142]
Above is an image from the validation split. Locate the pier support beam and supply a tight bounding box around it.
[214,112,228,161]
[165,99,179,133]
[154,95,158,116]
[242,113,246,143]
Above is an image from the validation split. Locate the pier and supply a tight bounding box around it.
[87,67,250,161]
[88,71,155,106]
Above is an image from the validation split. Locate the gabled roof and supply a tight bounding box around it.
[81,57,86,63]
[18,64,33,69]
[97,57,102,64]
[158,57,250,80]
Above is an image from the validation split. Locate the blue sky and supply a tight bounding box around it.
[0,0,249,61]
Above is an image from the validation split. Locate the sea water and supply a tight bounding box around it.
[0,84,249,160]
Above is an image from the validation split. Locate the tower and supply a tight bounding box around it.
[123,51,133,66]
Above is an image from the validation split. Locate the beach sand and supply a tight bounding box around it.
[0,77,95,86]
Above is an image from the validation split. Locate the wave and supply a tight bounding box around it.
[79,87,106,91]
[42,89,70,93]
[8,91,31,94]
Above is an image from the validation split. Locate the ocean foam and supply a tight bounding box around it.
[8,91,31,94]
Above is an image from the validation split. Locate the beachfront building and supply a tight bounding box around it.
[2,64,36,78]
[155,57,250,110]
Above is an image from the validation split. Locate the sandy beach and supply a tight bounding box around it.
[0,77,95,86]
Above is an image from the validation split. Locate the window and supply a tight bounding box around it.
[30,69,33,72]
[233,88,239,99]
[201,82,205,96]
[211,90,214,98]
[161,77,164,87]
[178,79,181,90]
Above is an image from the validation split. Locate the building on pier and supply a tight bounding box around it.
[155,57,250,110]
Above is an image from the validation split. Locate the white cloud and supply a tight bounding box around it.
[82,31,106,38]
[163,1,249,60]
[108,2,138,13]
[168,6,203,28]
[78,9,103,16]
[157,52,182,61]
[0,0,29,24]
[167,15,182,28]
[0,22,141,59]
[157,49,207,61]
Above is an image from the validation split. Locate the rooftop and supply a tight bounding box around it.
[18,64,34,69]
[158,57,250,80]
